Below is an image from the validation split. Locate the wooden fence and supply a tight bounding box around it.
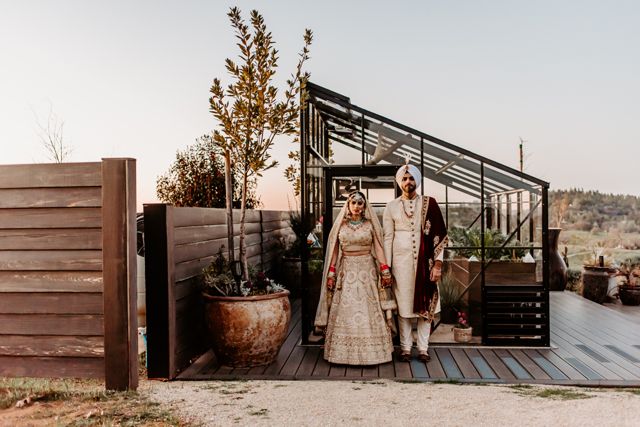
[143,204,293,379]
[0,159,138,390]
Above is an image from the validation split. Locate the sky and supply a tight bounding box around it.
[1,0,639,210]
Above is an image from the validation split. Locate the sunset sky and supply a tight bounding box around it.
[1,0,638,209]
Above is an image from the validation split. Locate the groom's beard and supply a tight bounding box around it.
[402,183,416,194]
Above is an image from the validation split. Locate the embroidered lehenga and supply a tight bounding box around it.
[314,197,395,365]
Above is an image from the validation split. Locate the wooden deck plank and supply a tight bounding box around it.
[176,350,214,379]
[176,295,640,386]
[478,349,516,380]
[392,350,412,379]
[378,360,395,378]
[345,365,362,378]
[296,347,319,377]
[464,348,497,380]
[328,364,347,377]
[524,350,567,380]
[551,305,640,377]
[551,323,633,379]
[534,349,585,381]
[409,348,428,378]
[280,346,306,377]
[434,348,463,379]
[425,349,447,379]
[450,348,481,379]
[509,350,550,380]
[495,349,531,380]
[549,334,611,380]
[362,364,379,378]
[312,351,331,377]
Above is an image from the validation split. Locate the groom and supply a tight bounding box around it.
[383,163,448,362]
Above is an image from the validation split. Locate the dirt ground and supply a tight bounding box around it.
[144,379,640,426]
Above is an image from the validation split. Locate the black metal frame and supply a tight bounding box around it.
[300,82,551,346]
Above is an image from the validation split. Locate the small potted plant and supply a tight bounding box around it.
[201,249,290,368]
[453,311,472,343]
[616,259,640,306]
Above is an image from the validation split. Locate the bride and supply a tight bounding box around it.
[314,191,395,365]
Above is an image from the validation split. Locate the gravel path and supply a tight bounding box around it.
[143,379,640,426]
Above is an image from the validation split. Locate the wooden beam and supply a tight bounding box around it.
[102,158,138,391]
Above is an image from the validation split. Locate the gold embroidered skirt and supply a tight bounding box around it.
[324,254,393,365]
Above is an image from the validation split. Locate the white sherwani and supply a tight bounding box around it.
[383,196,443,318]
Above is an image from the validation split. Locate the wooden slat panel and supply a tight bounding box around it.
[0,228,102,250]
[175,256,214,282]
[0,162,101,189]
[262,220,289,232]
[174,239,226,264]
[0,335,103,357]
[345,365,362,378]
[0,208,102,229]
[0,356,104,378]
[173,207,226,227]
[174,225,225,245]
[0,314,103,335]
[0,271,102,292]
[173,223,262,245]
[0,250,102,271]
[175,277,199,301]
[260,211,286,222]
[0,293,103,314]
[0,187,102,208]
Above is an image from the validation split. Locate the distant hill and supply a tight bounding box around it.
[550,189,640,235]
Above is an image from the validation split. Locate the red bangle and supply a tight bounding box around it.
[380,264,390,271]
[329,265,336,273]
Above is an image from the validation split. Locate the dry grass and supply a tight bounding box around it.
[0,377,188,426]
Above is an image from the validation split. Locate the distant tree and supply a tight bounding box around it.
[209,7,312,278]
[156,135,260,208]
[33,103,72,163]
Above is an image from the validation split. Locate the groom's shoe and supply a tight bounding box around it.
[418,351,431,363]
[399,351,412,362]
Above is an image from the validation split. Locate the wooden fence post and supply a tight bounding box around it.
[102,158,138,391]
[143,203,176,379]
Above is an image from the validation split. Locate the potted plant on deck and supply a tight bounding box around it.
[453,311,472,343]
[616,259,640,306]
[201,250,291,368]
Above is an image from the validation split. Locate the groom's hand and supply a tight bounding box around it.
[430,262,442,282]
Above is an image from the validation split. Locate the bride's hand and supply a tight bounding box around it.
[327,277,335,290]
[381,274,393,288]
[430,265,442,282]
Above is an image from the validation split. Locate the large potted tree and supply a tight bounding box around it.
[201,250,290,367]
[202,7,312,367]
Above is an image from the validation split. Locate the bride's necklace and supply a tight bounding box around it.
[346,217,365,231]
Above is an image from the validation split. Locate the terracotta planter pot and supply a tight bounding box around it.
[202,291,291,368]
[453,327,473,343]
[619,285,640,306]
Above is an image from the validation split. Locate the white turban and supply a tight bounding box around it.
[395,164,422,188]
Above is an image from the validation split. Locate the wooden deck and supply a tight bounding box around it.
[177,292,640,386]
